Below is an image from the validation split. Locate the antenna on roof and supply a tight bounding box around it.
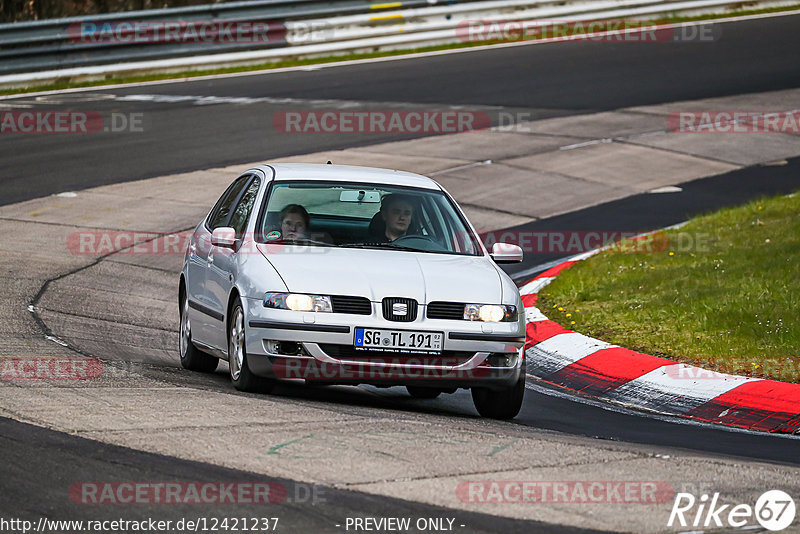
[327,160,332,164]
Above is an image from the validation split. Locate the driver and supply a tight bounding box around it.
[279,204,310,240]
[380,194,414,241]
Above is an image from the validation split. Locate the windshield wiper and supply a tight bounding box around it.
[272,237,333,246]
[339,242,418,251]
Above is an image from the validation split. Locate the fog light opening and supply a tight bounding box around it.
[487,353,516,367]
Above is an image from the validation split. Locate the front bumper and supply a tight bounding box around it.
[243,297,525,390]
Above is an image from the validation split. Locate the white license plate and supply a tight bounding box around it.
[354,328,443,354]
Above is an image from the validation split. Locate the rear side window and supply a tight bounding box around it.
[228,177,261,239]
[207,175,251,230]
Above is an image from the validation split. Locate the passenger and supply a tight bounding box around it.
[279,204,310,240]
[379,194,414,241]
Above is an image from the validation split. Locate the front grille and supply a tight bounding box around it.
[319,344,474,366]
[330,295,372,315]
[382,297,418,322]
[426,301,465,320]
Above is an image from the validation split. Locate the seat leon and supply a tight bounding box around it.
[179,163,526,419]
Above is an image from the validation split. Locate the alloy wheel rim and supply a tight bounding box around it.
[180,296,190,358]
[229,307,245,380]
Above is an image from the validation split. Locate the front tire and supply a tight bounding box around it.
[179,290,218,373]
[471,372,525,420]
[228,298,272,393]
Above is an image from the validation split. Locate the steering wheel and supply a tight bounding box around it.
[392,234,448,252]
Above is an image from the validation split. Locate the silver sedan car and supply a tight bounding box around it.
[179,163,527,419]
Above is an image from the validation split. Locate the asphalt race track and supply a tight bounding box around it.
[1,11,800,533]
[0,417,592,533]
[1,14,800,205]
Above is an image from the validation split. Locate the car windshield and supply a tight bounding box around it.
[257,181,483,256]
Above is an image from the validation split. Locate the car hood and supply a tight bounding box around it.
[257,244,502,303]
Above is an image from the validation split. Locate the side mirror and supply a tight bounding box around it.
[211,227,237,248]
[490,242,523,263]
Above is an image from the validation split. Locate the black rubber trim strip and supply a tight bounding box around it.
[188,299,224,321]
[448,332,525,343]
[248,321,350,333]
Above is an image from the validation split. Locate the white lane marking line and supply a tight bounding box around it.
[570,249,601,261]
[518,276,554,296]
[513,249,601,285]
[11,91,501,112]
[0,102,33,108]
[605,364,760,413]
[560,138,613,150]
[524,307,548,323]
[429,159,492,176]
[114,93,483,109]
[1,10,798,101]
[35,93,116,103]
[649,186,683,193]
[45,335,69,347]
[512,259,568,283]
[664,221,689,230]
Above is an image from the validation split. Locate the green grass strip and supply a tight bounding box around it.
[538,190,800,383]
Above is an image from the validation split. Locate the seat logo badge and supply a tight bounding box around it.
[392,303,408,316]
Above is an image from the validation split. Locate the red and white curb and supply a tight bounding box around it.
[520,254,800,435]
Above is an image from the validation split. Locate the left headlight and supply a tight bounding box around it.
[464,304,517,322]
[264,292,333,313]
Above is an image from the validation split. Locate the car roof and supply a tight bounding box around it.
[252,163,441,190]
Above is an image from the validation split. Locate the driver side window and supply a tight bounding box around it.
[228,177,261,239]
[207,175,251,231]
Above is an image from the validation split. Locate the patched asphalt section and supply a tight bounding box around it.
[0,416,595,534]
[503,155,800,281]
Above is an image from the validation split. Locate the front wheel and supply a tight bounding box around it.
[229,298,273,393]
[179,290,218,373]
[471,372,525,419]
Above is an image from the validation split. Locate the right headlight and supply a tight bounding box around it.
[264,292,333,313]
[463,304,517,322]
